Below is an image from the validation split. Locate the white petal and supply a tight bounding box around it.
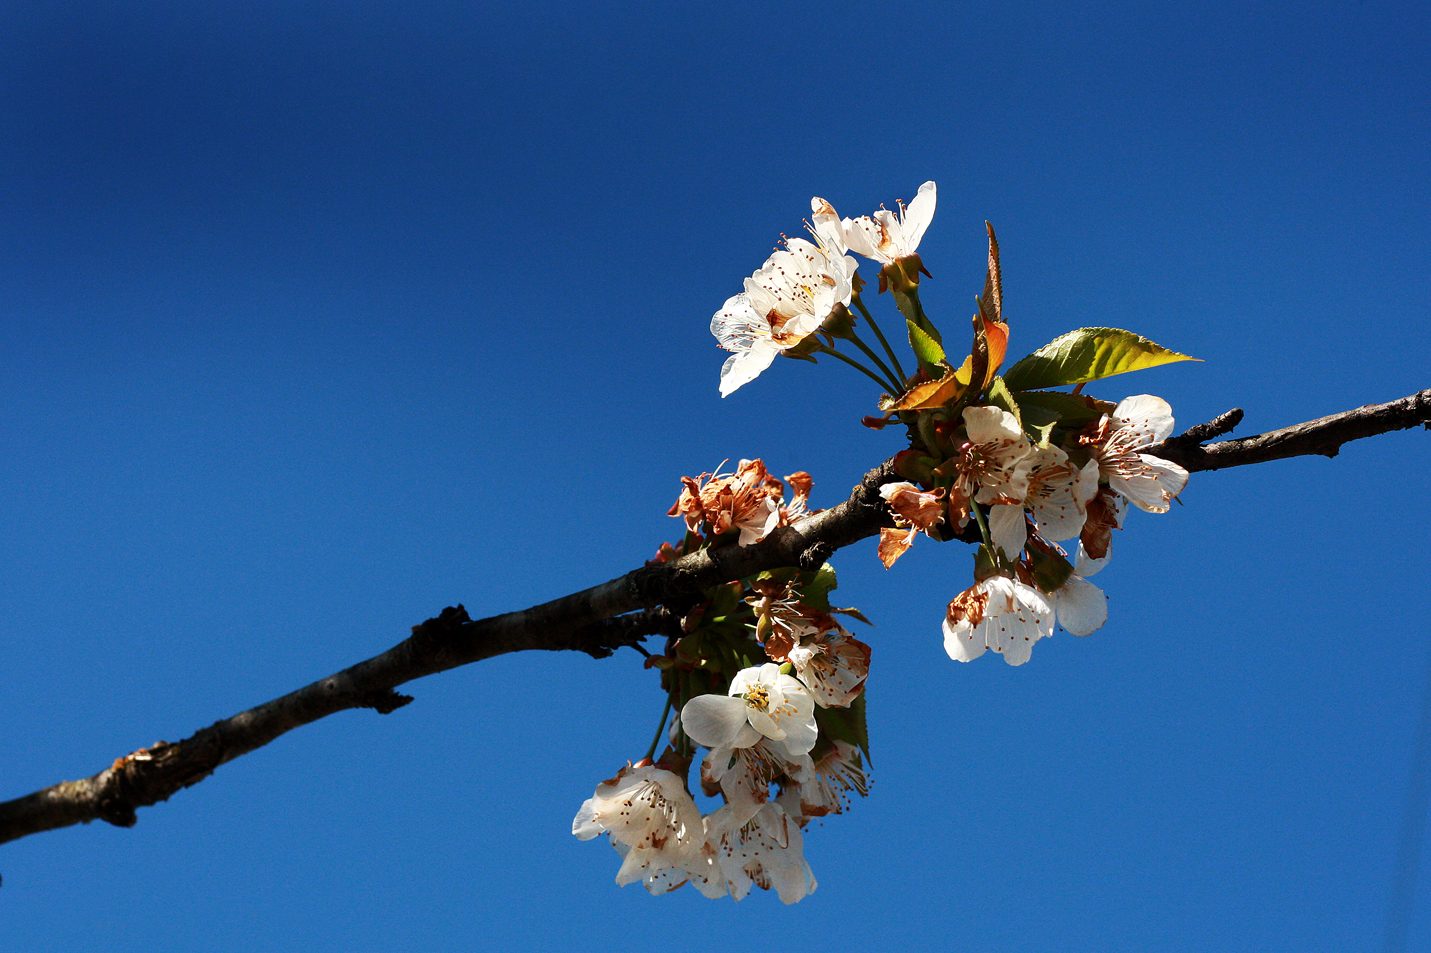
[572,799,603,840]
[988,502,1028,560]
[942,615,987,662]
[718,344,779,398]
[901,181,936,252]
[1054,574,1107,637]
[681,695,755,748]
[1074,542,1110,577]
[1112,394,1176,446]
[962,404,1025,448]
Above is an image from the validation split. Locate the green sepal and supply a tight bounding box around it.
[813,693,871,764]
[1002,327,1199,391]
[972,544,1001,581]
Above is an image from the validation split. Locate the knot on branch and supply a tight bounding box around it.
[358,690,415,714]
[410,605,471,652]
[98,739,220,829]
[799,541,834,570]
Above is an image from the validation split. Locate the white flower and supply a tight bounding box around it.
[707,803,818,904]
[832,181,937,265]
[1052,544,1109,638]
[573,763,706,885]
[783,620,871,709]
[776,740,869,821]
[680,663,818,756]
[700,737,814,830]
[942,575,1055,666]
[950,405,1036,559]
[1024,446,1101,542]
[711,232,855,397]
[1090,395,1190,513]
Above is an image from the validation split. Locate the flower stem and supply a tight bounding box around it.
[643,695,673,763]
[846,329,904,396]
[852,292,908,384]
[969,497,994,552]
[814,342,902,394]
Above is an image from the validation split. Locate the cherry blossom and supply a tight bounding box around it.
[1087,395,1190,513]
[668,459,780,546]
[943,574,1055,666]
[711,232,855,397]
[681,663,819,757]
[766,616,871,709]
[708,803,818,904]
[1024,446,1101,542]
[829,181,937,266]
[777,741,869,821]
[700,736,814,829]
[573,763,706,886]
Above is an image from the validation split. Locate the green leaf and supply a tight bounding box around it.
[814,693,870,764]
[830,606,873,626]
[906,319,945,376]
[983,376,1021,428]
[1012,389,1110,430]
[1018,404,1061,446]
[800,563,838,612]
[1002,327,1199,391]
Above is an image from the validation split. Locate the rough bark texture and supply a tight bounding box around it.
[3,388,1427,846]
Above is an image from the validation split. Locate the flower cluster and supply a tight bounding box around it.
[578,181,1196,902]
[575,469,872,903]
[885,394,1187,665]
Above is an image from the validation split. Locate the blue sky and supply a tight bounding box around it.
[2,1,1428,949]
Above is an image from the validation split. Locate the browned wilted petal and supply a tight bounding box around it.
[946,585,991,628]
[1079,487,1125,560]
[669,475,706,531]
[877,526,917,569]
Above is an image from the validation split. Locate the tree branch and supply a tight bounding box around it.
[3,389,1427,847]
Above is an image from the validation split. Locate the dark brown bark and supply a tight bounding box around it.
[2,388,1427,847]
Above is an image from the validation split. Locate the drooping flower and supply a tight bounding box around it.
[668,459,781,546]
[711,230,855,397]
[942,574,1055,666]
[1085,395,1189,513]
[765,614,871,709]
[1024,446,1101,542]
[815,181,936,293]
[877,481,946,568]
[573,763,706,886]
[777,740,869,822]
[681,663,819,757]
[945,405,1037,559]
[707,802,818,904]
[700,736,814,829]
